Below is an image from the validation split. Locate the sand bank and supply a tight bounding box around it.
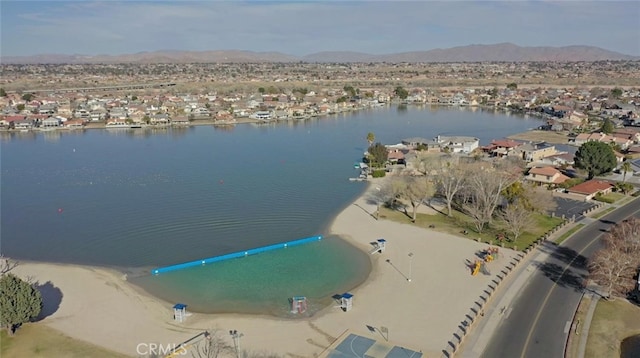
[12,183,518,356]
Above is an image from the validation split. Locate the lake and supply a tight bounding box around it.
[1,105,543,314]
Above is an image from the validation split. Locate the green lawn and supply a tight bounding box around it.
[591,207,615,219]
[1,324,128,358]
[594,192,625,203]
[378,205,564,251]
[585,299,640,358]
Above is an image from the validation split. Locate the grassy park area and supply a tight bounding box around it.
[585,299,640,358]
[1,324,127,358]
[379,205,564,251]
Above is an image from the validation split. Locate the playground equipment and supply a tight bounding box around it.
[472,260,482,276]
[480,246,500,262]
[290,296,308,314]
[173,303,188,322]
[340,293,354,312]
[369,238,387,254]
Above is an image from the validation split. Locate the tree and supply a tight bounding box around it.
[16,104,25,111]
[499,203,534,241]
[506,83,518,90]
[434,157,466,217]
[0,88,6,97]
[589,218,640,299]
[366,132,375,147]
[574,141,617,179]
[397,175,435,223]
[367,142,388,168]
[0,256,19,275]
[621,160,632,183]
[21,93,34,102]
[394,86,408,100]
[190,330,233,358]
[258,87,265,94]
[600,118,614,134]
[343,85,356,97]
[0,273,43,335]
[461,164,517,233]
[611,87,623,99]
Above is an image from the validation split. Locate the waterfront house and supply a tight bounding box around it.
[64,119,85,129]
[0,115,26,128]
[14,118,35,130]
[525,166,570,186]
[171,117,190,126]
[566,179,614,201]
[434,135,479,154]
[150,113,171,125]
[482,139,523,157]
[41,117,62,128]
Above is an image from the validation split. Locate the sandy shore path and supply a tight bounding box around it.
[13,183,518,357]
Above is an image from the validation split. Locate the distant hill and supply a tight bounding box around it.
[2,43,638,64]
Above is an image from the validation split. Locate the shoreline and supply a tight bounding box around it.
[11,180,522,356]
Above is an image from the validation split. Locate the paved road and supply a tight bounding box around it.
[481,197,640,358]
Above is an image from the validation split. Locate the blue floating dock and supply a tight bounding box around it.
[151,235,323,275]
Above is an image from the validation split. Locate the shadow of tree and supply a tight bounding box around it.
[537,242,588,270]
[535,262,587,292]
[34,281,63,321]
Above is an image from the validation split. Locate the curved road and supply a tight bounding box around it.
[482,197,640,358]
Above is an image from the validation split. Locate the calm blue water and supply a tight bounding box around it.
[1,106,542,314]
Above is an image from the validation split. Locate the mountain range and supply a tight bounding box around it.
[2,43,638,64]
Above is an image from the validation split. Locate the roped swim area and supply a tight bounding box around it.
[151,235,323,274]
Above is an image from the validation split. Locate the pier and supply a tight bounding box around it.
[151,235,323,274]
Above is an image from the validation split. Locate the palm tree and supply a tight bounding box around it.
[366,132,375,147]
[621,160,632,182]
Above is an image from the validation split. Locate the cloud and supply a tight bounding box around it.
[1,1,638,56]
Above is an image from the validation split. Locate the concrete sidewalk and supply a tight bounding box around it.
[458,247,552,358]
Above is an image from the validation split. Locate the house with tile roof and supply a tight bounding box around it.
[525,166,570,186]
[566,179,615,200]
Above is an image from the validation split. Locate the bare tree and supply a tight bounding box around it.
[498,203,535,241]
[0,255,19,276]
[397,175,435,223]
[521,184,557,215]
[462,164,516,233]
[434,157,466,217]
[190,330,233,358]
[368,179,400,219]
[589,218,640,299]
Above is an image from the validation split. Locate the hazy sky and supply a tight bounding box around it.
[2,1,639,57]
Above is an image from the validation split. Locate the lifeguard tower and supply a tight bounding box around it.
[340,293,353,312]
[369,239,387,254]
[173,303,188,322]
[290,296,308,314]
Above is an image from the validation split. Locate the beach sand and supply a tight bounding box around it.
[12,183,518,357]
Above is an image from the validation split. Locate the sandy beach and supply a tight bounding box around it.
[12,183,519,357]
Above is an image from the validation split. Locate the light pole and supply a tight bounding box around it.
[229,330,244,357]
[375,186,381,219]
[407,252,414,282]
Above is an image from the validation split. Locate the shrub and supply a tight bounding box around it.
[372,170,386,178]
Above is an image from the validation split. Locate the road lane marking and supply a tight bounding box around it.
[518,233,598,358]
[519,203,640,358]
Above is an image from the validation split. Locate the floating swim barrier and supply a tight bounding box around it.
[151,235,323,274]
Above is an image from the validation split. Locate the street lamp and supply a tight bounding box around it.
[375,186,381,219]
[407,252,414,282]
[229,330,244,357]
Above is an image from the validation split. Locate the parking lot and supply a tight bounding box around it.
[552,197,596,221]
